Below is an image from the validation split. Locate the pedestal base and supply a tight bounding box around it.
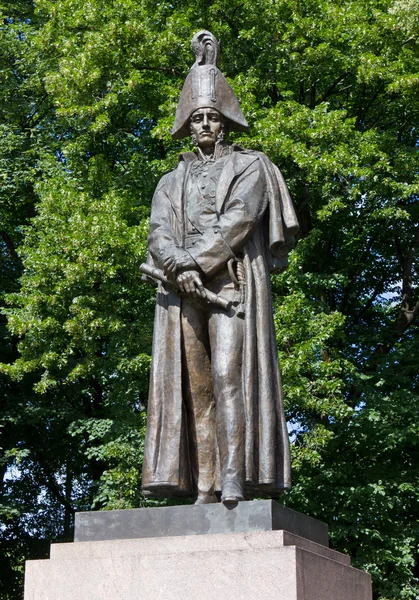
[24,528,372,600]
[74,499,329,545]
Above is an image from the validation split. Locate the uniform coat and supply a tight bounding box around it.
[142,147,299,498]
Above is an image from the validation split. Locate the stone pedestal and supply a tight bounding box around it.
[74,499,329,545]
[24,501,372,600]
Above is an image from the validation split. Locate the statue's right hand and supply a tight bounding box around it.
[163,247,195,278]
[176,270,207,299]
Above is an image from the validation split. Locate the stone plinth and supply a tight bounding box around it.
[24,502,372,600]
[25,529,371,600]
[74,499,329,546]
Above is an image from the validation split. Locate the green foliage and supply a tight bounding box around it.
[1,1,419,599]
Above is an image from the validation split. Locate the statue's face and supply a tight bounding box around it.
[190,108,223,150]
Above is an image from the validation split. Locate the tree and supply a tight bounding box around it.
[1,1,418,598]
[0,3,57,595]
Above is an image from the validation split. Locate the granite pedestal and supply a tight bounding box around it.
[24,501,372,600]
[74,499,329,544]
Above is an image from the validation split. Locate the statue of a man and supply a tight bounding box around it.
[142,31,299,505]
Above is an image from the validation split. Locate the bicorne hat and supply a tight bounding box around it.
[171,31,249,140]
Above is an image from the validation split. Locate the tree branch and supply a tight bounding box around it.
[320,72,351,103]
[393,227,419,334]
[394,234,404,267]
[218,10,240,37]
[402,35,417,46]
[405,228,419,279]
[31,445,75,519]
[372,228,419,354]
[356,87,380,128]
[0,230,19,262]
[353,277,387,324]
[339,237,376,313]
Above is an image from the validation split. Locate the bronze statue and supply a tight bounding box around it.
[141,31,299,505]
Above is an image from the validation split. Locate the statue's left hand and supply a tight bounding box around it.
[176,270,206,299]
[163,247,195,278]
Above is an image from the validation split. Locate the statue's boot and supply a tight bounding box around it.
[221,481,244,504]
[194,492,219,505]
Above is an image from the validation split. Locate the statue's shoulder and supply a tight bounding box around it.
[154,153,196,197]
[235,147,271,163]
[154,170,173,192]
[228,145,263,172]
[234,148,282,178]
[155,154,194,190]
[162,151,198,178]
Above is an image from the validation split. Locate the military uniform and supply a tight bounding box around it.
[142,31,298,502]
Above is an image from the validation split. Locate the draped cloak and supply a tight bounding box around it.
[142,147,299,499]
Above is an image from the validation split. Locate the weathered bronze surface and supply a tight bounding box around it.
[142,31,299,505]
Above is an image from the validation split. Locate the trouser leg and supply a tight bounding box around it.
[181,298,216,497]
[209,306,245,492]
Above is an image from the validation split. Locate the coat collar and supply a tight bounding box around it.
[170,146,259,215]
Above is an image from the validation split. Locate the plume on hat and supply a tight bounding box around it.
[171,31,249,140]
